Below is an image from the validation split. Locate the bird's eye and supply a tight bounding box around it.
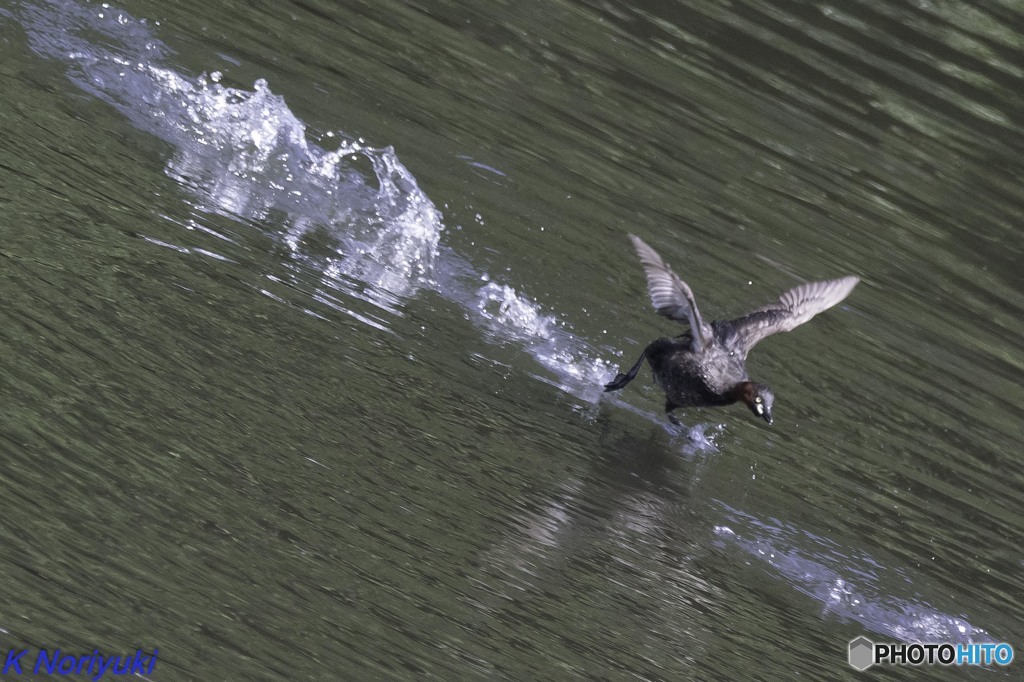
[755,397,762,404]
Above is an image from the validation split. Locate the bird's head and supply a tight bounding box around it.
[742,383,774,425]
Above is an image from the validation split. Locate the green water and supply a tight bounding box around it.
[1,0,1022,679]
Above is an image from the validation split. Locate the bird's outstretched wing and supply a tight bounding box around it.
[629,234,714,351]
[730,276,859,356]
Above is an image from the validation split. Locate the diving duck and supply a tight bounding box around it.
[604,235,859,426]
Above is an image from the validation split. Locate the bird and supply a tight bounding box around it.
[604,235,859,426]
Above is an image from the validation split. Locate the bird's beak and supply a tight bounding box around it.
[763,410,773,426]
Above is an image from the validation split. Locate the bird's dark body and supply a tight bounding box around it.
[645,323,748,411]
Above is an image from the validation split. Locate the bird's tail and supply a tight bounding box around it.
[603,351,647,392]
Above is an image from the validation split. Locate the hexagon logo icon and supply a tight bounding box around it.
[848,636,874,671]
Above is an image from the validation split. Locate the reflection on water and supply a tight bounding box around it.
[2,0,1023,678]
[713,503,992,645]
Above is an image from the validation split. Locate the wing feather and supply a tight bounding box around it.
[732,276,859,354]
[629,235,714,350]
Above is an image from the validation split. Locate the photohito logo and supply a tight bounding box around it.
[848,636,1013,671]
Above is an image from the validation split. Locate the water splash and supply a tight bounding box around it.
[473,281,621,403]
[17,0,442,307]
[476,282,555,339]
[13,0,631,405]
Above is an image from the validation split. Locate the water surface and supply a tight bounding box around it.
[0,0,1022,679]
